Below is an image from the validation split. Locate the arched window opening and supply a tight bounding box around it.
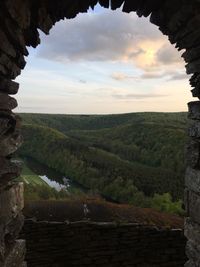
[1,1,200,266]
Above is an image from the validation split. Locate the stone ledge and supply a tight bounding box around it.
[21,218,186,267]
[24,218,183,231]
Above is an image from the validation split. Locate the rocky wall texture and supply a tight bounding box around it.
[0,0,200,265]
[21,219,187,267]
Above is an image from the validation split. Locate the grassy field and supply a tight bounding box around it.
[20,162,49,187]
[18,160,71,202]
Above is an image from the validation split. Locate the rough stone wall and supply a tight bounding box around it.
[0,0,200,266]
[21,219,187,267]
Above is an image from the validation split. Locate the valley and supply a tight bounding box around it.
[17,112,187,215]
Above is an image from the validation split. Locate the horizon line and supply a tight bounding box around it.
[16,110,188,116]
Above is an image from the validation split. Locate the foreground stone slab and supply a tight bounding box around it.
[2,240,26,267]
[21,219,187,267]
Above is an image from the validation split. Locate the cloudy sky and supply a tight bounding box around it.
[16,4,192,114]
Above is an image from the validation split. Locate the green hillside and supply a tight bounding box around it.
[68,122,186,174]
[17,112,187,215]
[19,112,187,133]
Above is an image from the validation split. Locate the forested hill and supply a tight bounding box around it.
[19,112,187,133]
[18,112,187,213]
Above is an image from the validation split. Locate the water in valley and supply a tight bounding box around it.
[24,157,86,193]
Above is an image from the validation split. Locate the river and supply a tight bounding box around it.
[23,157,86,193]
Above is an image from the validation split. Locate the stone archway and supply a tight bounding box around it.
[0,0,200,266]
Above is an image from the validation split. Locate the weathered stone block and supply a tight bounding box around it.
[187,191,200,225]
[0,130,23,156]
[186,140,200,168]
[184,189,189,216]
[181,17,200,53]
[98,0,109,8]
[185,259,198,267]
[89,0,98,9]
[0,30,16,58]
[2,240,26,267]
[122,0,140,13]
[185,218,200,246]
[3,18,28,57]
[170,13,200,45]
[0,158,22,186]
[79,1,93,13]
[185,167,200,194]
[186,58,200,75]
[111,0,124,10]
[38,7,53,35]
[0,183,24,262]
[188,101,200,120]
[24,28,40,48]
[5,213,24,244]
[64,1,81,19]
[180,15,200,46]
[0,78,19,95]
[188,121,200,138]
[7,62,22,80]
[0,211,24,261]
[0,52,22,79]
[0,112,19,139]
[167,5,194,35]
[189,73,200,88]
[0,183,24,224]
[191,87,200,98]
[183,46,200,63]
[0,64,7,77]
[0,94,17,110]
[137,0,163,18]
[150,9,165,27]
[186,240,200,265]
[5,0,31,29]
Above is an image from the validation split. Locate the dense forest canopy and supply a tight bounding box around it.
[17,112,187,215]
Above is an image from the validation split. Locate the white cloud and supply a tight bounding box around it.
[16,7,191,114]
[38,10,162,63]
[112,93,167,100]
[111,72,137,81]
[37,8,186,81]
